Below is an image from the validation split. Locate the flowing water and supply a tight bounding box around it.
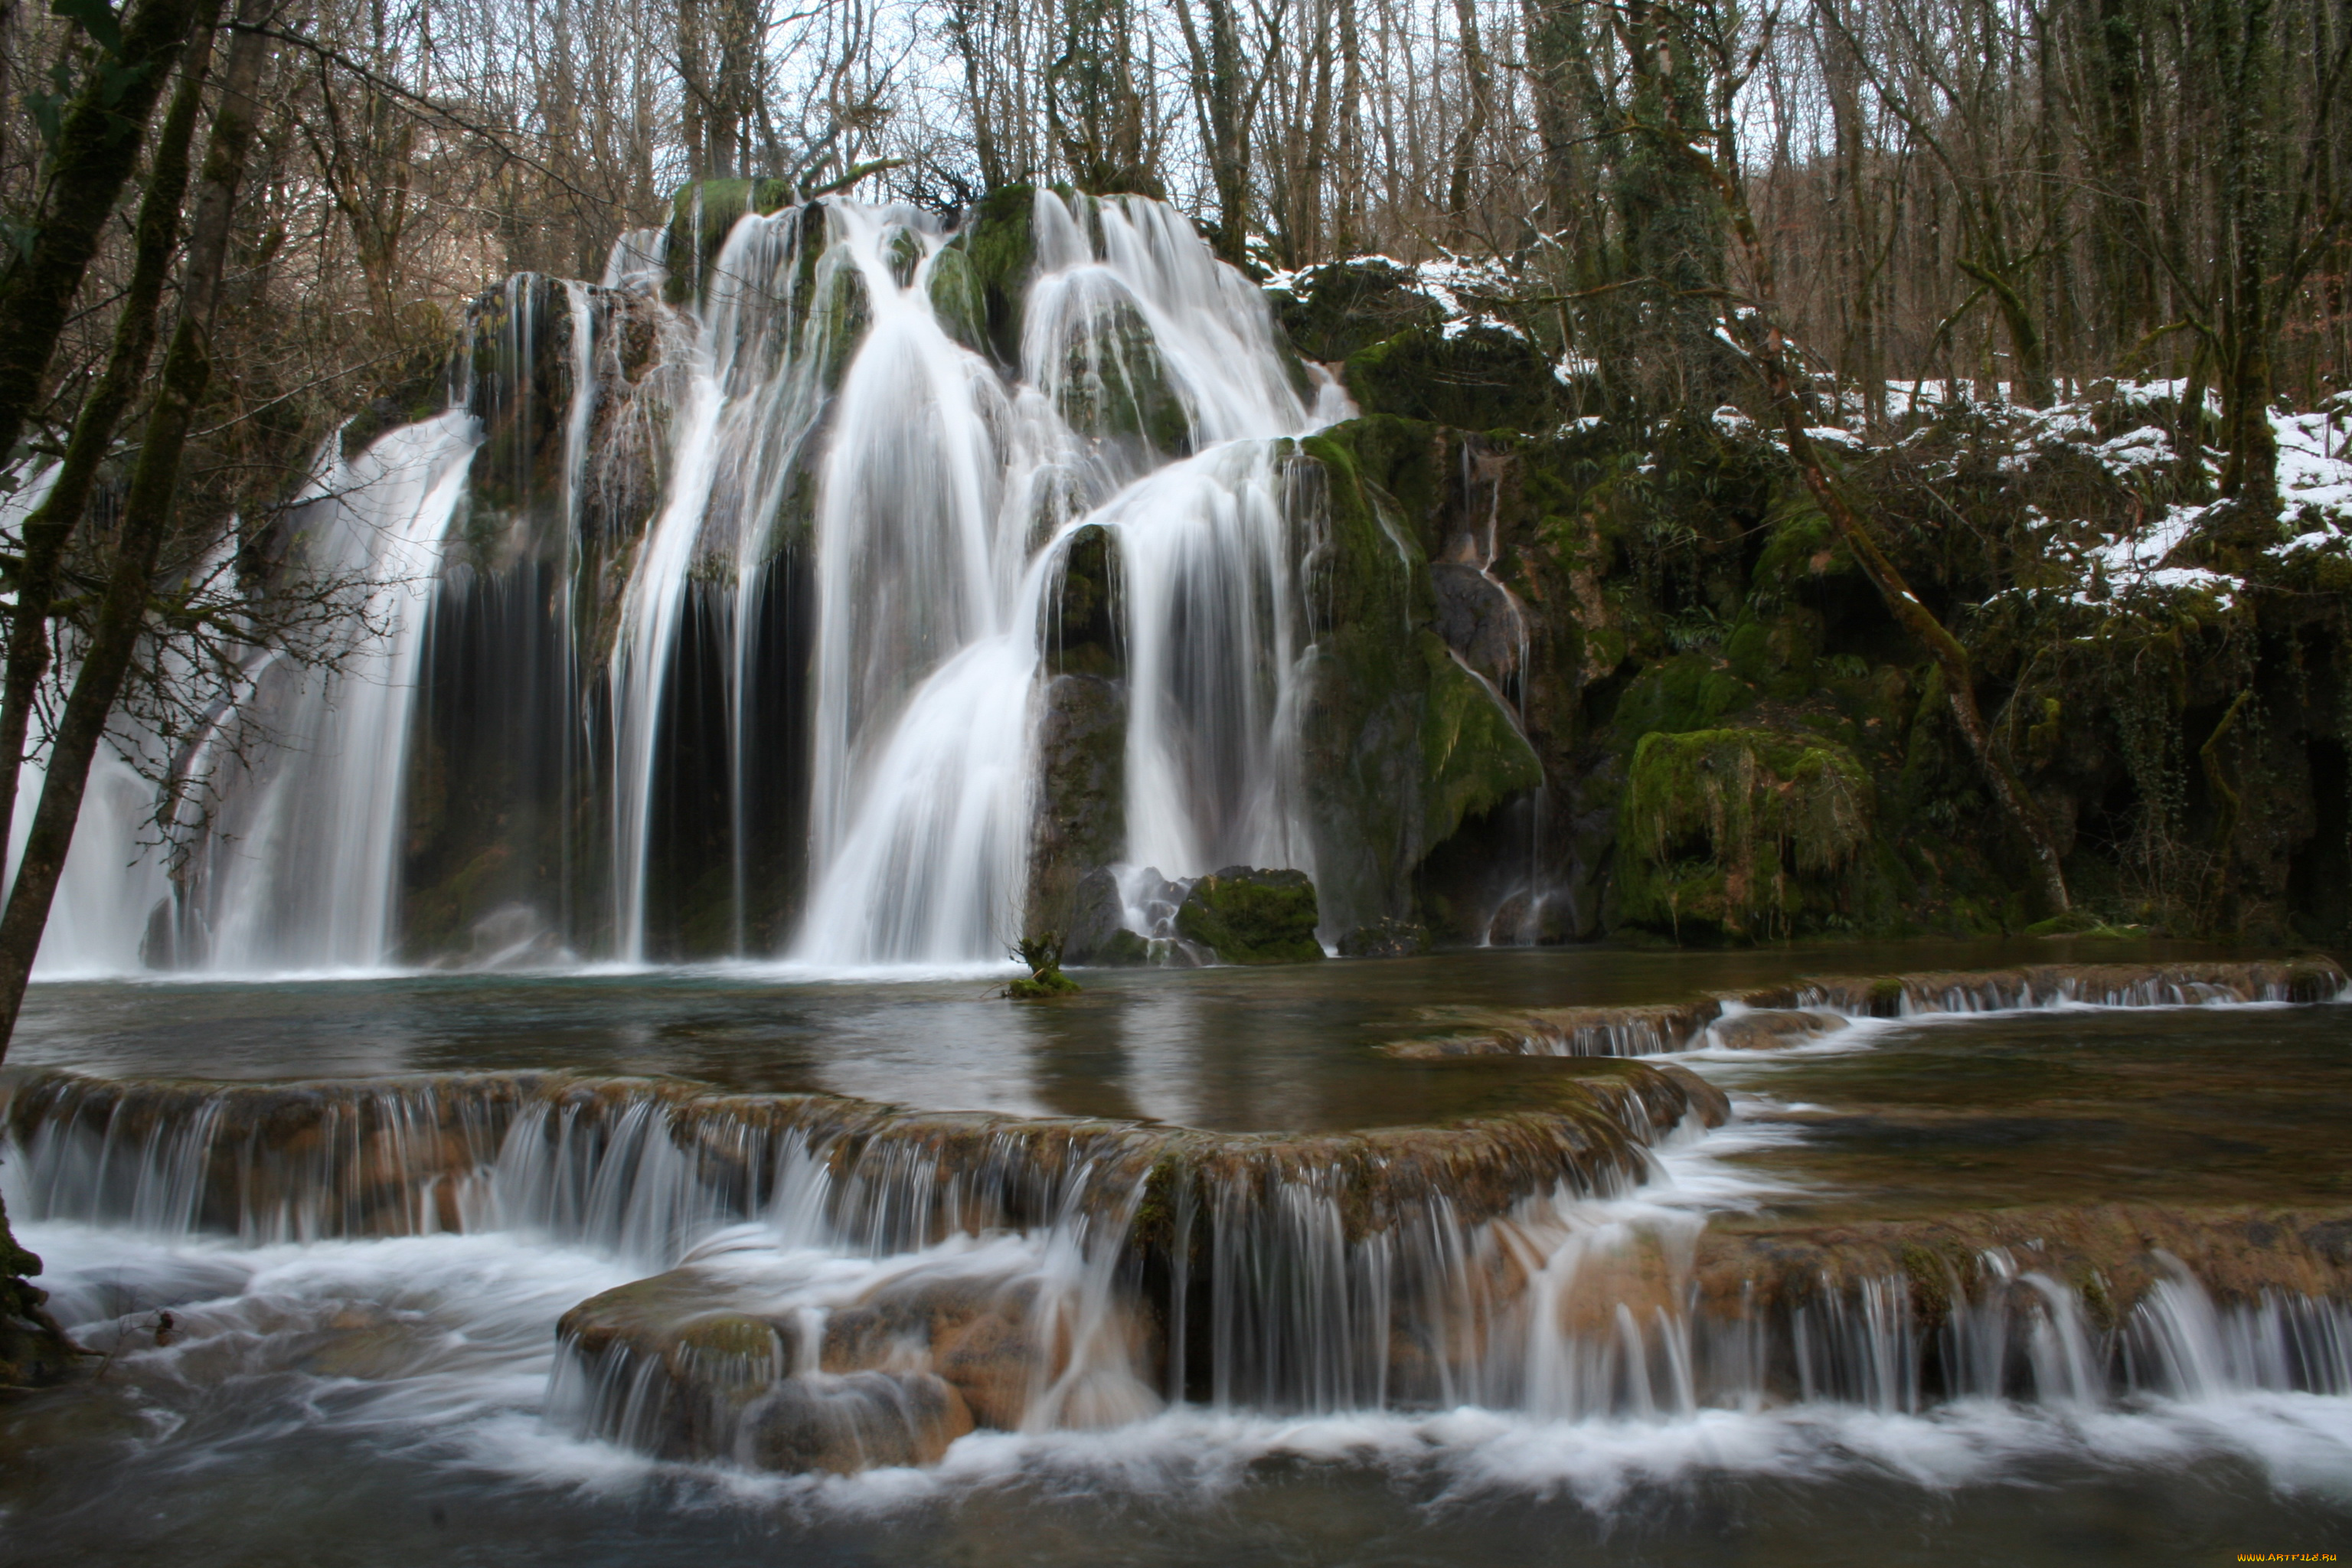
[3,948,2350,1563]
[20,189,1363,978]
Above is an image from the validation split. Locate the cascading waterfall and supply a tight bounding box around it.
[8,1067,2349,1444]
[191,413,480,970]
[608,206,844,960]
[794,192,1332,964]
[41,187,1348,975]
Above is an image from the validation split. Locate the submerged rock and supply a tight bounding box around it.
[1706,1008,1849,1051]
[1173,866,1322,964]
[540,1058,1724,1468]
[1749,956,2350,1014]
[1383,1001,1722,1059]
[1338,918,1431,959]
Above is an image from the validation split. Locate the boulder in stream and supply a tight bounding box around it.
[1173,866,1322,964]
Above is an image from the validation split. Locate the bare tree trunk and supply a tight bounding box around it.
[0,1,273,1057]
[1174,0,1253,263]
[0,0,213,466]
[1446,0,1488,230]
[1659,34,2075,914]
[0,22,220,875]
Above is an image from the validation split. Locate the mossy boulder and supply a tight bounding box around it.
[1063,867,1152,966]
[1419,632,1544,845]
[1270,258,1446,363]
[1338,917,1431,958]
[1173,866,1323,964]
[1044,294,1193,458]
[1344,324,1560,433]
[925,242,988,354]
[946,184,1040,367]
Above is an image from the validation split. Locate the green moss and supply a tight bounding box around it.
[1174,867,1324,963]
[1047,296,1193,456]
[663,178,795,303]
[954,185,1040,365]
[1007,970,1084,998]
[1091,928,1152,965]
[1271,259,1446,363]
[1616,727,1875,941]
[1343,325,1560,433]
[1420,633,1544,845]
[926,243,988,354]
[1612,653,1754,736]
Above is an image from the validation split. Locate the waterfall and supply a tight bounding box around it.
[32,189,1348,975]
[0,463,174,976]
[794,191,1327,964]
[10,1066,2349,1440]
[179,413,479,970]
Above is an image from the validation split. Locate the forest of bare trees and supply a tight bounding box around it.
[8,0,2350,459]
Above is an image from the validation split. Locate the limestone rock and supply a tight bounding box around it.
[737,1370,972,1473]
[1705,1008,1849,1051]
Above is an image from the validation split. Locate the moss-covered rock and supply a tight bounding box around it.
[1045,293,1194,458]
[948,184,1040,367]
[1270,258,1446,363]
[1420,632,1545,845]
[1344,324,1561,433]
[1338,918,1431,958]
[1173,866,1324,963]
[662,178,797,303]
[1026,672,1126,940]
[925,242,988,354]
[1615,727,1875,941]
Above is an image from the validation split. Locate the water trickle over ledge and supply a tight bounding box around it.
[1381,956,2351,1058]
[8,1021,2350,1475]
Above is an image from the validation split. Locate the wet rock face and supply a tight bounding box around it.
[0,1192,84,1388]
[540,1062,1726,1470]
[557,1256,1153,1470]
[1026,675,1129,942]
[1174,867,1323,964]
[1060,867,1151,965]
